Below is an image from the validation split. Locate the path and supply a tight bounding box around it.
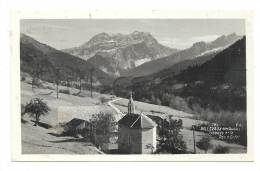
[107,98,125,120]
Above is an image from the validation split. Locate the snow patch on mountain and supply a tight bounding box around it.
[135,58,152,67]
[99,66,109,74]
[195,46,225,58]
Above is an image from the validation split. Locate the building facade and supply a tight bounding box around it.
[118,93,157,154]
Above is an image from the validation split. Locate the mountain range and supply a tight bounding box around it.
[63,31,178,76]
[20,32,244,97]
[122,33,242,77]
[118,37,246,113]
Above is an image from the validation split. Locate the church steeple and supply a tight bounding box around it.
[128,92,135,114]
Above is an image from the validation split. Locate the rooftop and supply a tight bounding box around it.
[118,113,156,129]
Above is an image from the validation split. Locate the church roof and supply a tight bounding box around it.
[118,113,156,129]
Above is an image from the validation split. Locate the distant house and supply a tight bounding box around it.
[63,118,96,141]
[118,93,157,154]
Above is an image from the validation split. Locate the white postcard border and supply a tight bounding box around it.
[11,10,254,161]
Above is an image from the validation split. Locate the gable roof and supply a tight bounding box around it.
[118,113,156,129]
[64,118,95,132]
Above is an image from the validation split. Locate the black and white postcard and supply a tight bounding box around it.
[11,11,253,161]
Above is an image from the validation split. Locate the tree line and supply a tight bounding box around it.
[26,57,96,98]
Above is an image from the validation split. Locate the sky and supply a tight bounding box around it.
[21,19,245,50]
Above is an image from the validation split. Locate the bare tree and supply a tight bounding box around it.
[53,67,62,99]
[64,67,74,92]
[89,67,95,98]
[31,65,44,91]
[74,68,85,93]
[70,67,95,97]
[30,59,50,91]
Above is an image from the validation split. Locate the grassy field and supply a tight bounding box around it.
[113,98,206,128]
[21,80,246,154]
[22,117,103,154]
[21,81,114,125]
[21,81,114,154]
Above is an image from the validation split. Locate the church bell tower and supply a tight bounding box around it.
[128,92,135,114]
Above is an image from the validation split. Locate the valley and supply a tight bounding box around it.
[21,80,246,154]
[20,25,247,155]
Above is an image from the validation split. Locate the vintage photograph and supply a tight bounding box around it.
[19,18,247,156]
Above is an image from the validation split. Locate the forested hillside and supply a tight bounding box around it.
[20,34,115,90]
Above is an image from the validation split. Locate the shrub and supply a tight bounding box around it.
[155,98,162,105]
[169,95,191,113]
[157,117,187,154]
[32,79,42,87]
[99,96,108,104]
[141,97,150,103]
[161,93,171,106]
[150,95,162,105]
[59,89,70,94]
[196,135,212,153]
[43,85,55,90]
[213,145,229,154]
[90,112,116,147]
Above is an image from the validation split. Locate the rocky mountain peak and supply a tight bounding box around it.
[130,31,155,41]
[83,32,112,47]
[93,32,110,39]
[210,33,241,48]
[191,41,207,48]
[62,31,177,76]
[130,30,150,36]
[226,32,239,41]
[190,41,208,53]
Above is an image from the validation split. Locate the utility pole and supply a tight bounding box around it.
[90,54,96,98]
[192,125,196,154]
[90,68,94,98]
[56,81,59,98]
[54,67,61,99]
